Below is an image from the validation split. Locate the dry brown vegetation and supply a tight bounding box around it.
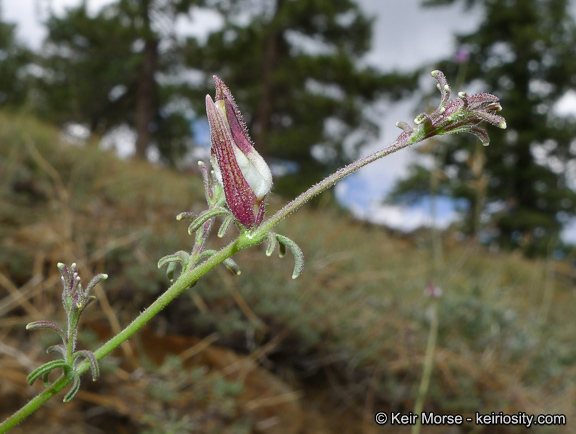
[1,112,575,433]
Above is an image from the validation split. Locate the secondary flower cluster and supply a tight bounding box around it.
[396,71,506,146]
[26,263,106,402]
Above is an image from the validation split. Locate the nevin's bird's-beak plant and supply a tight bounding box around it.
[0,71,506,432]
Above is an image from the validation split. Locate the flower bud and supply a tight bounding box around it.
[206,76,273,228]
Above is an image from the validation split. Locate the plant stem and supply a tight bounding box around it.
[412,299,439,434]
[0,238,246,433]
[255,131,418,237]
[89,240,244,363]
[1,126,424,432]
[0,375,71,433]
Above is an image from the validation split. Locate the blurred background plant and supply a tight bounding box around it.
[390,0,576,256]
[1,0,575,432]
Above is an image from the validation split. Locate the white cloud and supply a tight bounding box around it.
[4,0,117,49]
[174,7,224,43]
[554,90,576,116]
[101,124,136,159]
[561,219,576,244]
[351,201,458,232]
[357,0,482,71]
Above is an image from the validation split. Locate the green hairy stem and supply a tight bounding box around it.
[0,131,411,433]
[1,71,505,431]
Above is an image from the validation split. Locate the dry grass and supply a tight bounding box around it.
[1,112,575,432]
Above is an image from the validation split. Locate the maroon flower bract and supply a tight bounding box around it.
[206,76,273,228]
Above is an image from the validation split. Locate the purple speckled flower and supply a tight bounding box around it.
[411,71,506,146]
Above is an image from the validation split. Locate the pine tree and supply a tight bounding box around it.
[37,0,203,162]
[0,12,33,107]
[390,0,576,255]
[184,0,415,195]
[36,0,414,187]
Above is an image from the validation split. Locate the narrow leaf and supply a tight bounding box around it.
[431,70,450,106]
[42,371,52,388]
[198,160,213,201]
[266,232,277,257]
[157,251,190,270]
[466,125,491,146]
[275,235,305,279]
[278,240,287,258]
[187,208,229,235]
[198,249,218,260]
[176,211,197,221]
[63,373,81,402]
[218,215,235,238]
[26,321,66,340]
[84,273,108,296]
[395,121,412,132]
[223,258,241,276]
[74,350,100,381]
[27,360,69,385]
[473,110,507,129]
[166,262,178,282]
[47,344,67,359]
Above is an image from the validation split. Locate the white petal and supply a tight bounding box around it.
[232,145,273,199]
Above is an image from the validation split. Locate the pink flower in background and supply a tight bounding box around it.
[425,281,443,298]
[454,47,470,64]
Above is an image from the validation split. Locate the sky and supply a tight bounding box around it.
[335,0,481,230]
[4,0,576,240]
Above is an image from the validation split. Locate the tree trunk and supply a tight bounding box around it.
[134,38,158,160]
[253,0,285,156]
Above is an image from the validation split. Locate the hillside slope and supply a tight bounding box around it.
[1,112,574,433]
